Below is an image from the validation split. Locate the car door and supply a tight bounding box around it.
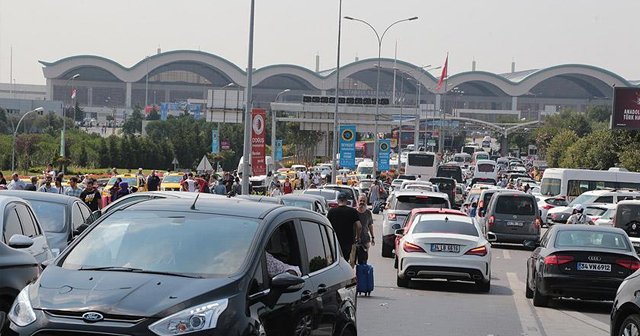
[70,202,86,237]
[13,203,50,263]
[528,230,550,288]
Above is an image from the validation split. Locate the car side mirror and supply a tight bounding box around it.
[8,234,34,249]
[271,272,305,293]
[395,229,405,237]
[391,224,401,231]
[487,232,497,243]
[523,240,539,249]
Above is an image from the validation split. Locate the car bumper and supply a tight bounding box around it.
[490,231,539,243]
[383,234,396,248]
[398,255,490,282]
[538,274,623,300]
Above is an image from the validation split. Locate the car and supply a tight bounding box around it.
[160,173,185,191]
[403,184,437,193]
[535,196,569,226]
[381,191,451,258]
[429,177,456,206]
[0,195,54,329]
[525,225,639,307]
[101,174,147,207]
[7,198,357,336]
[321,184,359,207]
[475,189,504,235]
[485,191,541,246]
[0,191,93,254]
[302,189,341,209]
[292,193,329,215]
[277,194,327,215]
[611,267,640,336]
[395,212,492,292]
[236,194,285,204]
[613,200,640,252]
[594,204,616,227]
[394,208,470,257]
[584,203,615,222]
[547,190,640,225]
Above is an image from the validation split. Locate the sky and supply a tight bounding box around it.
[0,0,639,85]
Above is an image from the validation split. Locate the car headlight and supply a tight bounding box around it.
[148,298,228,335]
[8,285,36,327]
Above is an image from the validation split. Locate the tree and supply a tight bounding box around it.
[98,138,110,168]
[74,101,85,122]
[147,108,160,121]
[546,130,578,168]
[586,105,612,123]
[122,107,144,135]
[108,136,120,168]
[77,143,89,167]
[619,145,640,172]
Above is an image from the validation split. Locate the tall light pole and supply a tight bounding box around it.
[12,107,44,172]
[331,0,344,185]
[241,0,256,195]
[344,15,418,174]
[61,73,80,173]
[272,89,290,167]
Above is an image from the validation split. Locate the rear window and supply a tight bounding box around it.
[395,195,448,210]
[495,196,535,215]
[616,204,640,226]
[408,154,435,167]
[430,179,454,190]
[411,218,478,237]
[554,230,629,251]
[477,164,495,173]
[324,187,354,200]
[545,198,568,206]
[585,207,607,217]
[437,166,463,183]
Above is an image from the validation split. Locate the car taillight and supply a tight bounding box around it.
[488,215,495,229]
[542,204,554,210]
[403,242,425,253]
[616,258,640,271]
[328,202,338,208]
[465,245,488,256]
[544,255,574,265]
[388,213,397,221]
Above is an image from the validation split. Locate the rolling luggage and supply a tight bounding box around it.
[356,263,374,296]
[372,200,385,214]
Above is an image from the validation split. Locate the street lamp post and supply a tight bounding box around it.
[241,0,257,195]
[12,107,44,172]
[344,15,418,174]
[61,73,80,174]
[331,0,344,185]
[272,89,290,167]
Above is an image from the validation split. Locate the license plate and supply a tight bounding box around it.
[507,221,524,227]
[430,244,460,253]
[576,262,611,272]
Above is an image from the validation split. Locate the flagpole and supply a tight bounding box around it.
[438,53,448,159]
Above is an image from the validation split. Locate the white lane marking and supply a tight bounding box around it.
[503,249,512,260]
[506,272,543,336]
[560,310,609,332]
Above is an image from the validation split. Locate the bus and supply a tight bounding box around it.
[540,168,640,201]
[404,151,437,178]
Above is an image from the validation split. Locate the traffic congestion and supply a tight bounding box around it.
[0,138,639,335]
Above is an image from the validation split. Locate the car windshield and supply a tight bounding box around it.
[540,178,561,196]
[477,164,495,172]
[281,199,314,210]
[107,177,137,187]
[554,230,630,251]
[411,218,478,237]
[395,195,448,210]
[62,210,259,277]
[495,196,535,215]
[28,201,66,233]
[431,179,454,190]
[162,175,183,183]
[304,190,337,201]
[569,193,599,207]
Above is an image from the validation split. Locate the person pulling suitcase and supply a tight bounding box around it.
[356,195,375,296]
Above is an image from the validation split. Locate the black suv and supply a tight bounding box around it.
[8,198,357,336]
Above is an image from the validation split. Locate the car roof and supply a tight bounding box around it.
[551,224,627,234]
[617,200,640,205]
[123,198,281,219]
[236,195,284,204]
[277,195,319,202]
[0,190,78,205]
[413,213,474,223]
[409,208,467,217]
[0,195,34,208]
[392,190,449,198]
[495,191,536,198]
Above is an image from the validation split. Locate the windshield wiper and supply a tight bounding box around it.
[78,266,202,278]
[131,270,203,279]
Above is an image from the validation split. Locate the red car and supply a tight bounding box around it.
[394,208,469,254]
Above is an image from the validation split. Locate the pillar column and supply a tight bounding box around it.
[125,82,132,108]
[87,87,93,107]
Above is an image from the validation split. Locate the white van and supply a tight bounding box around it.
[237,156,275,194]
[472,151,490,163]
[472,159,498,184]
[540,168,640,201]
[356,160,374,176]
[404,151,437,178]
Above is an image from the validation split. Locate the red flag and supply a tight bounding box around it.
[436,55,448,91]
[71,88,77,100]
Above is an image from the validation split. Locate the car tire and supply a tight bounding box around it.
[339,326,356,336]
[292,314,313,336]
[382,242,393,258]
[532,279,549,307]
[525,270,534,299]
[393,257,398,269]
[618,314,640,336]
[476,279,491,293]
[397,274,410,288]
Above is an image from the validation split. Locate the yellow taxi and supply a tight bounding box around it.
[160,173,185,191]
[101,174,147,206]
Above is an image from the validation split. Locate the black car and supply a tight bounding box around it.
[525,225,639,307]
[8,198,357,336]
[611,269,640,336]
[277,194,328,215]
[429,177,456,206]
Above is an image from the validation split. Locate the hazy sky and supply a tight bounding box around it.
[1,0,639,85]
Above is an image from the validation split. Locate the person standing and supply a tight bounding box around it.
[146,170,161,191]
[136,168,146,190]
[356,195,374,264]
[24,176,38,191]
[38,176,58,193]
[327,193,362,262]
[0,172,6,186]
[7,173,26,190]
[270,181,283,197]
[214,178,227,195]
[64,176,83,198]
[567,204,595,225]
[184,173,197,192]
[283,177,293,195]
[110,177,122,202]
[80,179,102,212]
[54,177,65,195]
[369,180,381,206]
[232,177,242,195]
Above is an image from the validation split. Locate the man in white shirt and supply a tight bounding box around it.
[184,173,197,192]
[7,173,26,190]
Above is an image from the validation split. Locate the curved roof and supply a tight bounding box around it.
[41,50,637,96]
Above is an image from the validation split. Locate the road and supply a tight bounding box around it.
[356,212,612,335]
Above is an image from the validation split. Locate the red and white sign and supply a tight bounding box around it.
[251,108,267,176]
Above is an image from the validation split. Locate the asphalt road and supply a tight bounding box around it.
[356,212,612,336]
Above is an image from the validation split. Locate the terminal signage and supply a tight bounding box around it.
[211,129,219,154]
[378,139,391,171]
[339,125,356,169]
[612,87,640,130]
[251,108,267,176]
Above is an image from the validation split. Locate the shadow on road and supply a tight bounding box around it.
[549,298,612,315]
[400,279,514,296]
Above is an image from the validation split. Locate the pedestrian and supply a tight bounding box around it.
[54,176,65,194]
[233,177,242,195]
[356,195,374,264]
[270,181,283,196]
[80,179,102,212]
[198,174,210,193]
[43,164,56,178]
[469,201,478,217]
[110,177,122,202]
[327,192,362,263]
[0,172,6,186]
[184,173,197,192]
[111,167,119,177]
[313,173,321,188]
[341,173,348,185]
[146,170,161,191]
[567,204,594,225]
[38,175,58,193]
[64,176,83,198]
[523,183,531,194]
[24,176,38,191]
[117,181,131,199]
[7,173,26,190]
[214,178,227,195]
[283,177,293,194]
[369,180,381,206]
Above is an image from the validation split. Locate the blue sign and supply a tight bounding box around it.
[275,140,283,161]
[159,102,202,120]
[339,125,356,169]
[378,139,391,171]
[211,129,219,154]
[160,103,169,121]
[192,105,202,119]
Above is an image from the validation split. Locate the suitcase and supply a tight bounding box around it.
[372,200,385,214]
[356,263,374,296]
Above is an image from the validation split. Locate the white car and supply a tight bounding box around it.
[594,204,617,226]
[394,213,492,292]
[535,196,569,226]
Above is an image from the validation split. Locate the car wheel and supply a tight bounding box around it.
[525,270,534,299]
[397,274,410,288]
[476,278,491,293]
[618,314,640,336]
[293,314,313,336]
[382,242,393,258]
[339,326,356,336]
[532,279,549,307]
[393,257,398,269]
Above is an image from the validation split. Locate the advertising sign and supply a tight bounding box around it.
[339,125,357,169]
[251,108,267,176]
[612,87,640,130]
[221,140,230,150]
[275,140,283,162]
[378,139,391,171]
[211,129,219,154]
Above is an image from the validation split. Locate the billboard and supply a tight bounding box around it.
[275,140,283,162]
[612,87,640,130]
[378,139,391,171]
[339,125,356,169]
[251,108,267,176]
[211,129,219,154]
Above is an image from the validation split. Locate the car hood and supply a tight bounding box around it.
[31,266,236,317]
